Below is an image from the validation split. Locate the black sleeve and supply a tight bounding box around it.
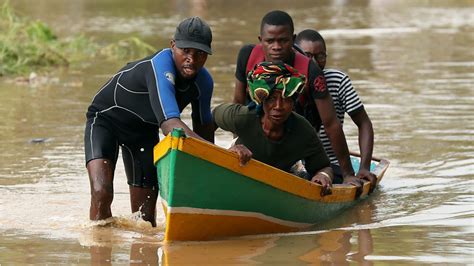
[307,60,329,99]
[235,44,255,84]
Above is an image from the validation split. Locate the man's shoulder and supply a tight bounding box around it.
[149,48,173,66]
[236,44,258,80]
[323,68,357,95]
[151,48,171,58]
[238,44,258,60]
[118,51,161,73]
[240,44,256,52]
[323,68,350,79]
[306,59,323,78]
[323,68,348,75]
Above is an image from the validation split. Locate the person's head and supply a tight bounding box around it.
[258,10,295,62]
[171,17,212,79]
[295,29,327,69]
[247,62,306,125]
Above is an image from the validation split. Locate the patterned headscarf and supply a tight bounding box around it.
[247,62,306,105]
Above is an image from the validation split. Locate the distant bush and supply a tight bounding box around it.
[0,2,155,76]
[100,37,155,61]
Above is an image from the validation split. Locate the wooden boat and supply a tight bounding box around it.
[153,128,390,242]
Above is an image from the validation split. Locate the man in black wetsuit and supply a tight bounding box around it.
[84,17,215,226]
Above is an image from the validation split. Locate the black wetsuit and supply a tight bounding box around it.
[84,48,213,187]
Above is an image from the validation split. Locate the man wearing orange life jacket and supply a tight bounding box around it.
[232,10,376,192]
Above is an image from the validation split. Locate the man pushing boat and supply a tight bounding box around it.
[84,17,215,226]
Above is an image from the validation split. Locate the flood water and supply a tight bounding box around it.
[1,0,473,264]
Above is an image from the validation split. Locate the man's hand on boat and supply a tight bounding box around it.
[342,171,376,197]
[342,175,365,197]
[310,167,333,196]
[357,168,377,193]
[229,144,253,166]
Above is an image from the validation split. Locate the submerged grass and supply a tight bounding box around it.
[100,37,155,61]
[0,2,89,75]
[0,2,155,76]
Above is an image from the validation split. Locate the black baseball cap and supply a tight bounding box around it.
[174,17,212,55]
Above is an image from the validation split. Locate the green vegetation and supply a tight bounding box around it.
[101,37,155,61]
[0,2,155,76]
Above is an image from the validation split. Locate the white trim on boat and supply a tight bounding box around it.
[160,197,312,229]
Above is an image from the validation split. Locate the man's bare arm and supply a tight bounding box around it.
[315,94,355,178]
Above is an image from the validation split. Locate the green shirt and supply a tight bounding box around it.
[213,103,329,177]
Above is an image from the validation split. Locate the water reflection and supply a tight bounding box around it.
[82,200,379,265]
[86,229,160,265]
[84,229,376,265]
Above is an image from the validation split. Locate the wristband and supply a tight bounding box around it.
[318,171,332,181]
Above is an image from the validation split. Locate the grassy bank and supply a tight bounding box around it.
[0,2,154,76]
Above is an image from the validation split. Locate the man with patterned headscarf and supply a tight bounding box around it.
[213,62,333,196]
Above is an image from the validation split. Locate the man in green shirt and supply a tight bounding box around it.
[213,62,333,196]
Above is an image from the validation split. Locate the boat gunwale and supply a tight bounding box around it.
[154,131,390,203]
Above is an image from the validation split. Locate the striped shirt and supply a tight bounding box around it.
[319,69,364,165]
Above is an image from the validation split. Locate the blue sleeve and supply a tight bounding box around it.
[193,67,214,124]
[149,49,181,123]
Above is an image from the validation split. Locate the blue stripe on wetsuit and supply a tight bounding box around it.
[150,48,213,124]
[151,49,180,121]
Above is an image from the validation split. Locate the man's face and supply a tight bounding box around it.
[259,24,294,62]
[171,40,208,79]
[298,40,326,69]
[262,90,294,126]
